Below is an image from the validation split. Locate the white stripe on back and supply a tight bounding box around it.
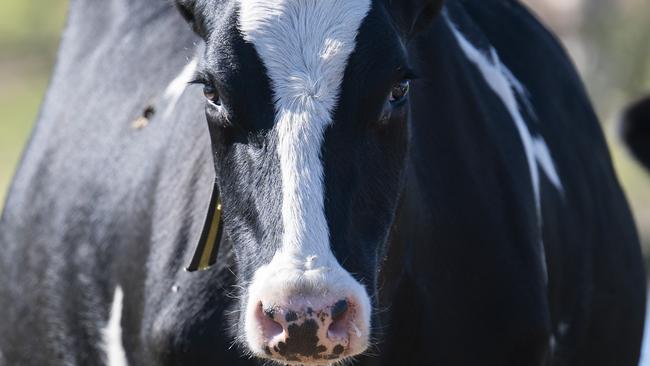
[447,19,563,212]
[447,18,563,279]
[102,286,128,366]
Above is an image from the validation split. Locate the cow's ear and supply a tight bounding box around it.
[175,0,209,39]
[389,0,444,38]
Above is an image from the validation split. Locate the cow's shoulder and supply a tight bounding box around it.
[0,2,208,362]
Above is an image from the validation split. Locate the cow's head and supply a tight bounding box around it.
[176,0,442,364]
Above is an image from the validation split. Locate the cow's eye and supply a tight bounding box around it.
[203,84,221,106]
[389,80,410,104]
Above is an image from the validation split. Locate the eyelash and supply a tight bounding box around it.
[189,77,209,87]
[401,67,418,81]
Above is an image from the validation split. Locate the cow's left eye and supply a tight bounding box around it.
[389,80,410,104]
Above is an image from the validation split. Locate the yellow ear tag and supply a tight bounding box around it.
[186,182,223,272]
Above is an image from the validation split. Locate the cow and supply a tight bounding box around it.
[0,0,646,365]
[623,96,650,170]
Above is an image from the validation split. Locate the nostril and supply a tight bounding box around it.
[263,306,276,320]
[328,299,352,342]
[331,299,349,321]
[256,303,284,341]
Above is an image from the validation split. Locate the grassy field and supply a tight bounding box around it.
[0,0,67,206]
[0,1,649,263]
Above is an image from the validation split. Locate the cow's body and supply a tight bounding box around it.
[0,0,646,365]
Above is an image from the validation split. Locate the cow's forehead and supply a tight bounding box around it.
[238,0,372,112]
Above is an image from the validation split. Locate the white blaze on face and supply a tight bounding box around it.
[238,0,372,357]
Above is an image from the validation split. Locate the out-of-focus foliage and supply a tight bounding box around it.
[579,2,650,253]
[0,1,68,54]
[0,0,68,207]
[581,0,650,111]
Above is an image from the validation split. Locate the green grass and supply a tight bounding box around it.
[0,1,67,54]
[0,73,50,206]
[0,0,67,209]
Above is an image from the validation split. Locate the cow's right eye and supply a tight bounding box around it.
[190,77,222,107]
[389,80,410,104]
[202,84,221,106]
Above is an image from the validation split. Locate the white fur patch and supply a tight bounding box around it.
[448,25,563,208]
[238,0,372,358]
[447,18,563,279]
[102,286,128,366]
[162,58,198,119]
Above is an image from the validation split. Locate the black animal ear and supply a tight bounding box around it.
[389,0,444,38]
[622,96,650,170]
[175,0,209,38]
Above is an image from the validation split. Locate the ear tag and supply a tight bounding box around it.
[186,182,223,272]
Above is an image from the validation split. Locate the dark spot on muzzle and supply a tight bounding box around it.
[276,319,326,359]
[285,311,298,322]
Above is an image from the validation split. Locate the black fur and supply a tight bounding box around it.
[0,0,645,365]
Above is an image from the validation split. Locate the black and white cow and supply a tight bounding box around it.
[0,0,646,365]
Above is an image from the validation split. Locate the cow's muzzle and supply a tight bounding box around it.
[254,297,362,363]
[244,257,371,365]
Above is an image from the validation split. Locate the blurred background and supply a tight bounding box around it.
[0,1,68,207]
